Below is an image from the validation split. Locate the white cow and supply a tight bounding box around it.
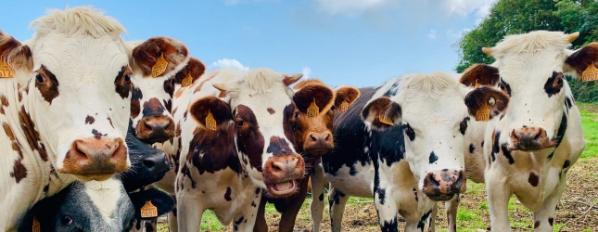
[458,31,596,231]
[0,7,133,229]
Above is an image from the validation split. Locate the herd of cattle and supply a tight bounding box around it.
[0,7,597,232]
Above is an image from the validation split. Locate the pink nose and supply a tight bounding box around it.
[422,169,466,201]
[136,115,175,143]
[510,127,555,151]
[60,137,128,179]
[303,131,334,155]
[264,155,305,181]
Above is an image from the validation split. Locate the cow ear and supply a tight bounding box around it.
[0,32,33,78]
[189,96,232,131]
[174,58,205,87]
[293,84,334,116]
[564,42,598,82]
[334,86,360,113]
[362,97,402,130]
[129,188,175,216]
[131,37,189,78]
[464,87,509,121]
[460,64,500,88]
[283,73,303,86]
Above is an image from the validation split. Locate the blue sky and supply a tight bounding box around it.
[0,0,496,87]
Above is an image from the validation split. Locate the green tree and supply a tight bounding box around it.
[456,0,598,102]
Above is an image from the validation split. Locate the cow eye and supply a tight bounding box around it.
[61,215,74,225]
[35,74,44,84]
[235,118,245,127]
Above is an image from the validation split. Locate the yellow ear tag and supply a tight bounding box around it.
[378,114,394,126]
[181,73,193,87]
[581,64,598,82]
[32,217,41,232]
[151,54,169,78]
[205,111,217,131]
[140,201,158,218]
[339,101,350,112]
[307,100,319,118]
[0,60,14,78]
[475,97,494,121]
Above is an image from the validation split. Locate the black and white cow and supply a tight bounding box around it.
[458,31,596,231]
[18,127,173,232]
[0,8,134,229]
[310,73,509,232]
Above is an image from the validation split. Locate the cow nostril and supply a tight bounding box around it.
[324,133,331,141]
[272,163,283,172]
[142,159,155,169]
[309,134,318,142]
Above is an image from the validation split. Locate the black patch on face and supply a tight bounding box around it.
[266,136,293,156]
[404,123,415,141]
[469,143,475,153]
[224,187,232,201]
[554,113,568,147]
[91,129,103,139]
[459,117,470,135]
[35,65,60,104]
[114,66,132,99]
[499,79,511,96]
[142,98,166,117]
[429,151,438,164]
[164,99,172,113]
[528,172,539,187]
[85,115,95,125]
[500,143,514,164]
[491,131,500,162]
[163,78,175,97]
[544,72,564,97]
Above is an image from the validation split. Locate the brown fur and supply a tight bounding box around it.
[235,105,265,172]
[131,37,189,77]
[0,32,33,72]
[463,87,510,121]
[460,64,500,87]
[565,42,598,75]
[174,58,205,86]
[18,106,48,161]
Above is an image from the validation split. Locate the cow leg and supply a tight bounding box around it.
[445,195,460,232]
[253,196,268,232]
[533,181,566,232]
[310,165,327,232]
[167,210,177,232]
[486,174,511,232]
[374,188,398,232]
[278,178,309,232]
[176,192,204,232]
[328,188,348,232]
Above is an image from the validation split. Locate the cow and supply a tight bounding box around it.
[164,67,326,231]
[127,37,203,144]
[310,73,509,232]
[0,7,134,229]
[253,80,360,232]
[456,31,596,231]
[18,126,173,232]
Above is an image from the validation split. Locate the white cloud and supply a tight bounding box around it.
[302,66,312,79]
[444,0,497,19]
[211,58,250,71]
[315,0,396,15]
[427,29,437,39]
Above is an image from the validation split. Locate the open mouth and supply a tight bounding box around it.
[266,179,299,197]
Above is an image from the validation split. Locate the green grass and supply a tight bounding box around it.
[578,104,598,158]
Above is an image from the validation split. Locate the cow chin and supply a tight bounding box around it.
[264,179,300,198]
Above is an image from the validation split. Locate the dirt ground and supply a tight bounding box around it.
[159,157,597,231]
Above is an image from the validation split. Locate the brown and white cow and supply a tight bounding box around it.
[459,31,597,231]
[253,80,360,232]
[127,37,203,144]
[0,7,133,229]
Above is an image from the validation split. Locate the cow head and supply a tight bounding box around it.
[284,80,359,166]
[129,37,204,144]
[190,68,309,197]
[362,74,509,201]
[0,8,133,180]
[465,31,596,153]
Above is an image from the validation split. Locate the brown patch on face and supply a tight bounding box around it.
[4,122,22,156]
[163,99,172,113]
[544,72,564,97]
[131,37,189,77]
[0,32,33,72]
[267,108,275,115]
[10,158,27,183]
[362,97,402,128]
[91,129,104,140]
[114,66,133,99]
[283,104,333,157]
[292,85,334,115]
[460,64,500,87]
[565,42,598,79]
[85,115,95,125]
[18,106,48,161]
[174,58,205,87]
[35,65,60,104]
[235,105,265,171]
[464,87,510,121]
[163,79,175,97]
[142,98,166,117]
[130,87,142,118]
[334,86,360,113]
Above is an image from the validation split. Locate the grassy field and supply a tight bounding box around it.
[160,104,598,231]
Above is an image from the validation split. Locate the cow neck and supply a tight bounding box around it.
[1,79,73,201]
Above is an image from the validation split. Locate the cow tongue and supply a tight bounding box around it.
[273,181,294,191]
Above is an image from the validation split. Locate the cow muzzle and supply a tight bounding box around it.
[60,138,128,180]
[303,131,334,156]
[422,169,466,201]
[510,127,556,151]
[263,154,305,198]
[136,115,175,143]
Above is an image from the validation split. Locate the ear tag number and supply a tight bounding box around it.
[181,73,193,87]
[0,61,14,78]
[141,201,158,218]
[151,54,169,77]
[475,97,494,121]
[378,114,394,126]
[307,100,319,118]
[581,64,598,82]
[205,111,217,131]
[339,101,350,112]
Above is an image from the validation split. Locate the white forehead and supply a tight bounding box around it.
[229,68,293,108]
